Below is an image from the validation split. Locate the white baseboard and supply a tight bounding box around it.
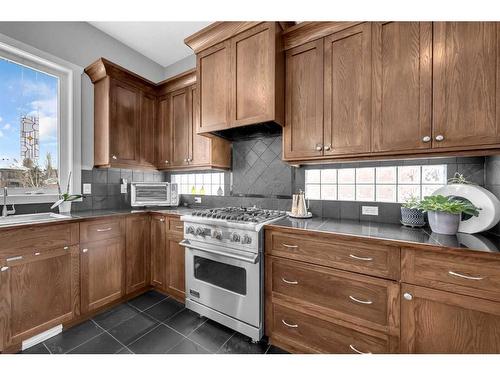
[22,324,62,351]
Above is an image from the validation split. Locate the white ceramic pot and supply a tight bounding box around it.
[58,201,72,214]
[427,210,461,235]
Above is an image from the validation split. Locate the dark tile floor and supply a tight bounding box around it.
[21,290,289,354]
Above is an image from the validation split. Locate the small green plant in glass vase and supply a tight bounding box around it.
[417,195,480,235]
[400,196,425,227]
[51,172,82,214]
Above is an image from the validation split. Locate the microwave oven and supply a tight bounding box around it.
[130,182,179,207]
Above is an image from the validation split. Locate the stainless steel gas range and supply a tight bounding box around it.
[180,207,286,342]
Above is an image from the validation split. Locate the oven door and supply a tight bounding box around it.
[183,241,261,328]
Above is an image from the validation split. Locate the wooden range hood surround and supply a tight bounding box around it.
[184,21,294,138]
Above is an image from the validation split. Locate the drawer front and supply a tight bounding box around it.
[80,218,123,243]
[272,304,391,354]
[402,248,500,302]
[168,218,184,234]
[0,223,78,257]
[266,229,400,280]
[271,257,398,330]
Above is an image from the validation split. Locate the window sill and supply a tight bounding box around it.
[2,194,62,205]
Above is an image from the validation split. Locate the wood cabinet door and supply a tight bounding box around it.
[156,95,171,169]
[170,88,190,167]
[231,22,275,126]
[401,283,500,353]
[0,246,79,350]
[125,215,150,294]
[167,235,185,299]
[372,22,432,152]
[323,23,372,155]
[150,215,167,290]
[80,238,125,314]
[140,92,156,167]
[197,41,231,132]
[433,22,500,148]
[110,79,140,165]
[283,40,324,159]
[189,85,211,166]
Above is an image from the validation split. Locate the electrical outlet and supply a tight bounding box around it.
[82,183,92,195]
[120,184,128,194]
[362,206,379,216]
[194,196,202,204]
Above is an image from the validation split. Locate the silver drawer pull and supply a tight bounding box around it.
[6,256,22,262]
[281,319,298,328]
[1,266,9,272]
[64,246,69,250]
[448,270,485,281]
[349,254,373,261]
[281,277,298,285]
[159,218,165,222]
[281,243,298,249]
[96,227,112,232]
[34,252,41,256]
[175,226,184,229]
[349,344,371,354]
[82,248,88,253]
[349,295,373,305]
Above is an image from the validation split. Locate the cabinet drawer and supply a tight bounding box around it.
[402,248,500,302]
[266,229,400,280]
[168,218,184,234]
[80,218,123,243]
[0,223,78,258]
[269,257,399,332]
[272,304,393,354]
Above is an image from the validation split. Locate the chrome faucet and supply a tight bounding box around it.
[2,187,15,218]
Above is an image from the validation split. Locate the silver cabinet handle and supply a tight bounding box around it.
[349,295,373,305]
[96,227,112,232]
[448,270,485,281]
[1,266,9,272]
[164,160,169,164]
[6,256,22,262]
[403,292,413,301]
[349,254,373,261]
[64,246,69,250]
[422,136,431,143]
[34,252,41,256]
[435,134,444,142]
[281,277,298,285]
[82,248,88,253]
[281,319,298,328]
[324,144,331,151]
[112,155,117,160]
[281,243,298,249]
[349,344,371,354]
[175,226,184,229]
[187,158,192,162]
[159,218,165,222]
[315,144,323,151]
[183,158,188,162]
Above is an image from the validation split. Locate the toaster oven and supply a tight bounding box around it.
[130,182,179,207]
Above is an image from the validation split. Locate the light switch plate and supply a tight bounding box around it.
[83,183,92,195]
[120,184,127,194]
[194,196,202,204]
[362,206,379,216]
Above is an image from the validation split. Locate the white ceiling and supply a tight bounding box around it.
[89,22,211,67]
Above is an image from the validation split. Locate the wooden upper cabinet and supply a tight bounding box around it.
[324,23,372,155]
[371,22,432,153]
[197,41,232,132]
[156,95,170,168]
[140,93,156,167]
[433,22,500,148]
[186,22,288,133]
[170,88,191,167]
[189,85,211,166]
[401,284,500,353]
[283,40,324,159]
[110,80,141,165]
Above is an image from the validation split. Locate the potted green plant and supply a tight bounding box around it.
[400,196,425,227]
[417,195,480,235]
[51,172,82,214]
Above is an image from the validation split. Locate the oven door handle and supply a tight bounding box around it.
[179,239,259,264]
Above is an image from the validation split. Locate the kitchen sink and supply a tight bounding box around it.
[0,212,71,227]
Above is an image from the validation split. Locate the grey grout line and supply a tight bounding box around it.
[158,320,214,354]
[92,319,129,354]
[63,329,107,354]
[42,342,52,354]
[127,295,169,313]
[215,332,236,354]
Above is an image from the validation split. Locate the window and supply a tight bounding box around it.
[0,35,81,204]
[171,172,225,196]
[305,165,447,203]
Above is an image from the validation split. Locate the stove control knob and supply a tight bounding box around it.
[195,227,206,237]
[231,232,241,242]
[186,226,195,235]
[213,230,223,240]
[242,234,252,244]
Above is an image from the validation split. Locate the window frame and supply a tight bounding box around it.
[0,33,82,204]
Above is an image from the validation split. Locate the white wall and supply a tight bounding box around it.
[163,54,196,79]
[0,22,165,170]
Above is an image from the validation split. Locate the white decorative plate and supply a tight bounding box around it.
[287,212,313,219]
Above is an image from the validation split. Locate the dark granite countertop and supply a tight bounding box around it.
[266,217,500,254]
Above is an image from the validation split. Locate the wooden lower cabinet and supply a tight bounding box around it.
[80,237,125,314]
[401,283,500,353]
[125,215,150,294]
[0,245,80,351]
[167,235,185,300]
[150,215,167,289]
